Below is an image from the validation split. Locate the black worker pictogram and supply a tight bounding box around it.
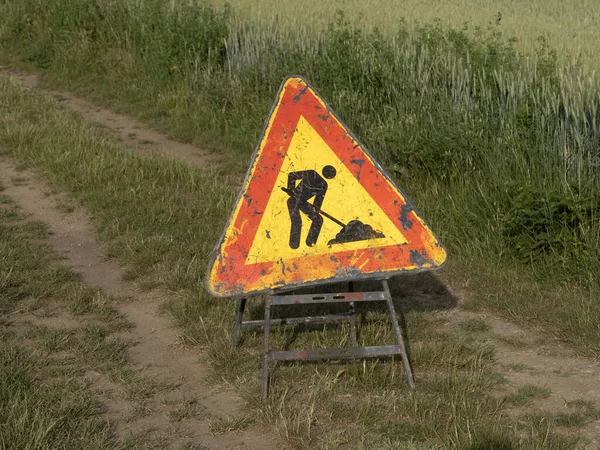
[282,165,337,249]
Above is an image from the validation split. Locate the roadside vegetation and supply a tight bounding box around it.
[1,0,598,353]
[0,179,130,449]
[0,0,599,447]
[0,72,594,449]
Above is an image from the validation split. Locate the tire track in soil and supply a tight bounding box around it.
[0,160,277,450]
[3,69,600,448]
[0,68,220,169]
[442,307,600,447]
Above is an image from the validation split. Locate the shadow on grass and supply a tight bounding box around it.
[244,271,457,321]
[388,271,458,311]
[236,271,457,356]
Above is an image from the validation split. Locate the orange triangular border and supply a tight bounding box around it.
[207,76,446,298]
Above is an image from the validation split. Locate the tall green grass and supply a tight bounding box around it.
[210,0,600,75]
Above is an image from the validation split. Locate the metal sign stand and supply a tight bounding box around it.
[232,279,415,400]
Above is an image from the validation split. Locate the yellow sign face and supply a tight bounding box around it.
[207,76,447,298]
[246,116,407,264]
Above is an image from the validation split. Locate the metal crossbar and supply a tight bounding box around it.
[269,345,402,361]
[270,291,386,305]
[231,280,415,400]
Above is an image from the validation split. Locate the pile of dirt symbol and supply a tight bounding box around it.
[328,220,385,245]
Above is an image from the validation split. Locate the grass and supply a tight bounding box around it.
[503,363,532,373]
[0,163,192,448]
[458,317,492,333]
[0,183,127,449]
[208,414,252,434]
[0,0,599,446]
[0,0,599,358]
[543,399,600,432]
[3,0,600,271]
[0,74,589,449]
[168,397,204,423]
[503,384,552,407]
[496,335,530,349]
[524,400,600,447]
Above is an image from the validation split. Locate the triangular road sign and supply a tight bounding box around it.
[207,76,446,298]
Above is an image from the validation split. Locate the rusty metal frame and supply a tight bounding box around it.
[231,279,415,400]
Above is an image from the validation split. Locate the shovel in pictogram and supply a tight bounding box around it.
[281,187,385,245]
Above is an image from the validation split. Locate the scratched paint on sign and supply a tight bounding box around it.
[246,116,407,264]
[206,76,447,298]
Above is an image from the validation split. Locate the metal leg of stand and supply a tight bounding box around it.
[382,279,415,388]
[348,282,358,347]
[232,298,247,347]
[262,296,272,401]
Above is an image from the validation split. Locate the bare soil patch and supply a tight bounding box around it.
[0,160,277,449]
[443,309,600,447]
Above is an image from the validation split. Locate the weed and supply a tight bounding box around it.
[208,414,252,434]
[503,384,551,407]
[503,363,531,372]
[10,176,27,185]
[503,184,599,270]
[496,335,530,349]
[458,317,491,333]
[548,399,600,428]
[525,400,600,431]
[55,196,76,213]
[168,397,204,422]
